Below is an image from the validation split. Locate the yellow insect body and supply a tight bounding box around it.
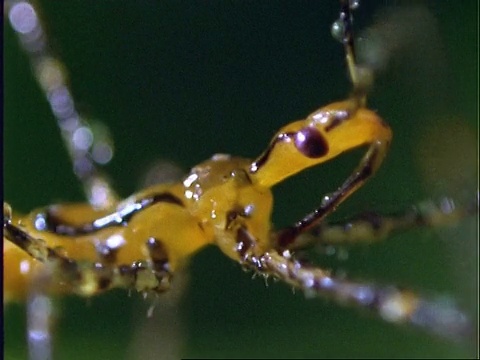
[4,1,474,350]
[5,100,390,301]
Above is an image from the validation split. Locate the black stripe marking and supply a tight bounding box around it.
[35,192,184,236]
[275,144,382,249]
[225,206,251,230]
[250,132,295,174]
[324,110,351,132]
[146,237,170,275]
[95,243,120,265]
[235,227,255,259]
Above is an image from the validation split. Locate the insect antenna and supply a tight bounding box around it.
[331,0,374,106]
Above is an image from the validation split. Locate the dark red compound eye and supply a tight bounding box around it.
[294,127,329,158]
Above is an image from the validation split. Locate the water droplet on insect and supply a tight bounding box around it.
[349,0,360,10]
[8,2,38,35]
[331,19,345,43]
[73,127,94,151]
[321,195,331,207]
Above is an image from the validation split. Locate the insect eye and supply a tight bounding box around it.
[294,127,328,158]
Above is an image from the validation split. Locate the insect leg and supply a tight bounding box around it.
[243,250,472,342]
[288,196,478,249]
[275,135,389,250]
[5,0,117,209]
[4,211,172,297]
[331,0,373,102]
[272,0,393,250]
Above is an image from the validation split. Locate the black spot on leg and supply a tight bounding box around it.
[225,210,239,230]
[118,265,134,282]
[275,227,300,250]
[97,272,113,291]
[225,206,252,230]
[48,254,83,285]
[97,279,111,291]
[131,261,147,281]
[44,245,115,294]
[146,237,170,274]
[235,227,255,259]
[95,243,119,265]
[294,127,329,158]
[110,264,137,291]
[357,163,373,182]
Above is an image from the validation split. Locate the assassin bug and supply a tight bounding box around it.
[4,0,477,358]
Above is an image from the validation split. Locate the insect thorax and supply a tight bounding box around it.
[183,154,274,261]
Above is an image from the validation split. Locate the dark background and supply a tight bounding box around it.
[4,1,478,358]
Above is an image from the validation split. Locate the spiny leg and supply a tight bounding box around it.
[5,204,178,356]
[5,0,117,209]
[290,196,478,249]
[5,200,188,358]
[240,248,472,342]
[3,208,172,297]
[276,135,389,250]
[267,5,474,339]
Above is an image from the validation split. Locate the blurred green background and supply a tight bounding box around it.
[4,1,477,358]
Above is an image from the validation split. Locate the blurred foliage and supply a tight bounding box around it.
[4,1,478,359]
